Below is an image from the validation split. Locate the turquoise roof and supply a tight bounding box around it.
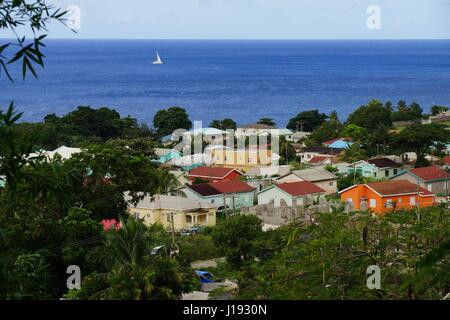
[329,140,353,149]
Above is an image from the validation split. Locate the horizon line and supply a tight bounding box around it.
[12,37,450,41]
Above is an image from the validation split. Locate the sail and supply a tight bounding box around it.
[153,52,163,64]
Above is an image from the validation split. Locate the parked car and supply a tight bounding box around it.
[216,205,230,213]
[195,270,221,284]
[180,227,202,236]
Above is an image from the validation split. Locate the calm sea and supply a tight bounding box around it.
[1,39,450,127]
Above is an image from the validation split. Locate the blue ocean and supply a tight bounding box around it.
[1,39,450,127]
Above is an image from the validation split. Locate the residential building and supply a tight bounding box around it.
[235,123,275,138]
[187,166,243,183]
[257,181,326,208]
[286,131,311,143]
[442,156,450,169]
[339,180,435,215]
[390,166,450,196]
[126,194,216,230]
[183,127,228,144]
[183,180,256,209]
[245,165,292,178]
[29,146,82,161]
[277,167,338,195]
[323,138,353,149]
[174,153,212,171]
[307,156,341,167]
[345,158,403,179]
[299,147,344,164]
[212,148,279,172]
[272,128,294,140]
[154,148,182,165]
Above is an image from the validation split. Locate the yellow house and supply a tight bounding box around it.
[212,148,279,172]
[127,194,216,230]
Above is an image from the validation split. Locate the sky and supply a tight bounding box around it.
[2,0,450,39]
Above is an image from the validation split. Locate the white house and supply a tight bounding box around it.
[257,181,326,208]
[277,167,338,195]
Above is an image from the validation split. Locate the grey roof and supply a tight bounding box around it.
[290,167,338,182]
[240,123,275,130]
[126,193,213,211]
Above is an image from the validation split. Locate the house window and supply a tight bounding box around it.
[385,170,389,177]
[133,212,140,219]
[374,172,377,178]
[211,199,215,204]
[369,199,377,208]
[427,184,432,192]
[394,169,398,175]
[186,215,192,223]
[386,199,393,208]
[329,181,334,186]
[410,197,416,206]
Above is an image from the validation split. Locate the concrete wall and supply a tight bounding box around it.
[242,199,353,226]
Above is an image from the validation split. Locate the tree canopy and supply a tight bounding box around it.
[287,109,328,132]
[153,106,192,138]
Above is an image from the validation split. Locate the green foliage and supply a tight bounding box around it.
[347,99,393,132]
[0,0,70,81]
[211,214,263,268]
[341,143,366,163]
[235,206,450,300]
[153,106,192,138]
[210,118,237,130]
[341,124,367,144]
[177,234,220,263]
[394,123,450,167]
[308,111,343,144]
[278,136,297,164]
[391,101,423,122]
[431,105,449,116]
[257,118,276,127]
[13,106,151,150]
[71,218,197,300]
[287,109,328,132]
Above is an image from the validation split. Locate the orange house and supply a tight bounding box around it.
[339,180,435,215]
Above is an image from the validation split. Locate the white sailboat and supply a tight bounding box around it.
[153,51,163,65]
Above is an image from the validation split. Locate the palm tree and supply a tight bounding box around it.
[151,168,180,195]
[107,218,148,271]
[279,136,296,165]
[341,144,366,184]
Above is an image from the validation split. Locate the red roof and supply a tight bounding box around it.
[188,166,241,179]
[409,166,450,181]
[309,156,330,164]
[366,180,434,196]
[187,180,255,196]
[276,181,326,197]
[443,156,450,166]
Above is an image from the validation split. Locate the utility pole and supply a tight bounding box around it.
[223,193,227,218]
[232,193,236,214]
[169,211,179,258]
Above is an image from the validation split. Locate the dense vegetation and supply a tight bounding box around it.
[207,206,450,300]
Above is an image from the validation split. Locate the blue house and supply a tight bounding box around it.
[324,138,354,149]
